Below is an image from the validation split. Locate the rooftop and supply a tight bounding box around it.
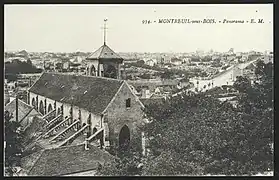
[29,72,124,115]
[5,98,37,123]
[21,143,114,176]
[87,44,123,60]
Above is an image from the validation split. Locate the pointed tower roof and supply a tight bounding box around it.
[86,19,123,61]
[86,44,123,60]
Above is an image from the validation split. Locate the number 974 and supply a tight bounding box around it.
[142,20,151,24]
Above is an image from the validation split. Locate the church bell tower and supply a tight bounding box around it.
[85,19,123,79]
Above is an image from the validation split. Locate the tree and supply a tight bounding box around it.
[160,70,174,79]
[97,150,142,176]
[27,59,32,65]
[136,60,145,66]
[97,130,144,176]
[139,73,151,79]
[5,60,42,75]
[233,76,251,93]
[142,90,273,175]
[4,110,24,176]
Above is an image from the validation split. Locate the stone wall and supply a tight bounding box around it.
[105,81,145,150]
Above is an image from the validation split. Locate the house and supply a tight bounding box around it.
[20,143,114,176]
[161,55,172,64]
[141,88,151,99]
[5,98,41,131]
[244,62,256,72]
[241,55,249,62]
[262,55,273,64]
[154,87,161,94]
[62,61,70,70]
[182,58,191,64]
[146,59,156,67]
[171,58,182,66]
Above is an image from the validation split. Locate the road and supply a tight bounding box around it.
[172,59,259,97]
[189,59,259,92]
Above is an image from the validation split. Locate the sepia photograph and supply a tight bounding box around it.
[4,4,274,176]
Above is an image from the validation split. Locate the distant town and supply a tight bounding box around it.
[4,48,273,103]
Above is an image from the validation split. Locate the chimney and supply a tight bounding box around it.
[84,138,89,150]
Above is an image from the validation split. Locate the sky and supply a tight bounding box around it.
[4,4,273,53]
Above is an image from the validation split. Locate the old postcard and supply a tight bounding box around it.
[4,4,273,176]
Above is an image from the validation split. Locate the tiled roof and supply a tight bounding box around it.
[29,72,123,115]
[87,44,123,60]
[22,144,114,176]
[5,98,34,123]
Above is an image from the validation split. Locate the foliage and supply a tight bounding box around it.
[136,60,145,65]
[142,60,273,175]
[5,73,18,82]
[191,57,201,62]
[4,110,24,176]
[160,70,175,79]
[127,61,163,72]
[5,60,42,75]
[201,56,212,62]
[97,145,143,176]
[138,73,152,79]
[97,154,142,176]
[233,76,252,93]
[143,87,273,175]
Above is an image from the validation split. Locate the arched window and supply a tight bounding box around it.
[86,67,89,75]
[78,109,81,120]
[32,98,36,107]
[104,64,117,79]
[119,125,130,152]
[57,107,61,115]
[48,104,53,112]
[39,100,44,115]
[90,65,96,76]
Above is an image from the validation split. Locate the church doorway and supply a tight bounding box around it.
[39,100,44,115]
[48,104,53,113]
[119,125,130,152]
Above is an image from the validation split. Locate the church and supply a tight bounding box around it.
[26,19,146,155]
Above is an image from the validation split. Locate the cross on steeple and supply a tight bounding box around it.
[102,18,108,45]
